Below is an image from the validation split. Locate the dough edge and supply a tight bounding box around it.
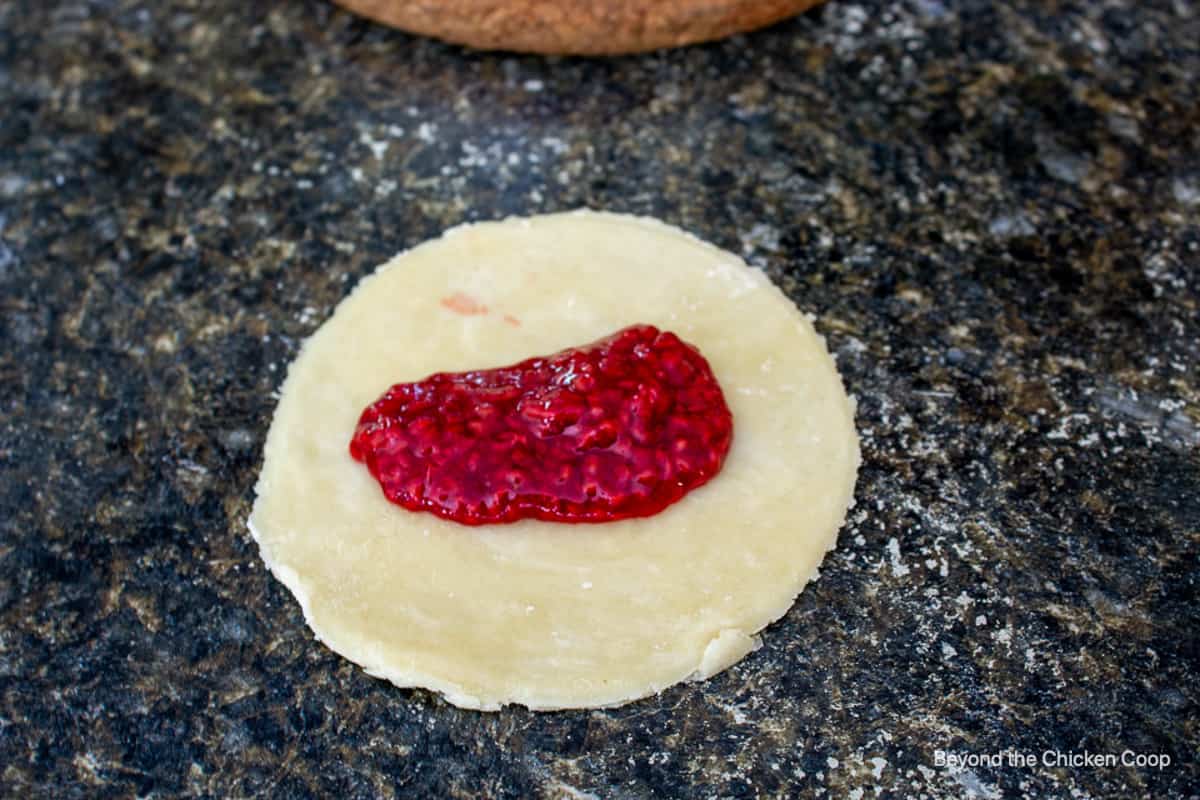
[248,209,860,711]
[248,516,844,711]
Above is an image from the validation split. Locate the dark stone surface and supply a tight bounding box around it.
[1,0,1198,796]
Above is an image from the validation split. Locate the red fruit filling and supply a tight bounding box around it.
[349,324,734,525]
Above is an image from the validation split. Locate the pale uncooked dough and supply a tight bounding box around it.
[249,210,860,710]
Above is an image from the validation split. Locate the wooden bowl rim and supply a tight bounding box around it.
[330,0,825,55]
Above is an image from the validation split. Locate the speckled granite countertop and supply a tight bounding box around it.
[2,0,1198,797]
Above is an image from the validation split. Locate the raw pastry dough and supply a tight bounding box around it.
[250,210,859,710]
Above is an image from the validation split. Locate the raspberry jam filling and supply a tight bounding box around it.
[349,324,734,525]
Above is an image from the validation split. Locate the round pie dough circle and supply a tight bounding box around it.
[250,210,859,710]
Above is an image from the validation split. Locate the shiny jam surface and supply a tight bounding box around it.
[349,325,734,525]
